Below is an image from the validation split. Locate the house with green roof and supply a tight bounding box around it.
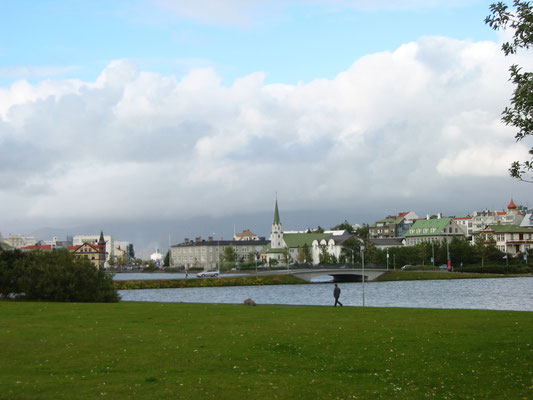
[405,217,467,246]
[475,224,533,255]
[369,211,418,239]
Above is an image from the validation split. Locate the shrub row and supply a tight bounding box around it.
[114,274,306,290]
[455,265,531,274]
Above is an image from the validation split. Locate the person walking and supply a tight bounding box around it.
[333,283,343,307]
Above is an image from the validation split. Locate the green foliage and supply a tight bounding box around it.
[0,249,25,297]
[221,245,237,264]
[0,249,118,302]
[455,265,531,274]
[486,1,533,181]
[114,274,306,290]
[163,250,170,267]
[340,237,361,264]
[330,220,354,233]
[297,243,312,264]
[355,223,370,238]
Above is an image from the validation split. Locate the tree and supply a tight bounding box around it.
[2,249,119,302]
[486,1,533,182]
[356,224,370,239]
[318,244,331,264]
[340,237,361,265]
[331,220,354,233]
[164,250,170,267]
[298,243,312,264]
[221,246,237,264]
[281,247,292,265]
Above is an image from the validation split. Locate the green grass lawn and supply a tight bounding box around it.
[0,302,531,399]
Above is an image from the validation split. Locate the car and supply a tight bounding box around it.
[196,270,219,278]
[438,264,448,270]
[401,265,413,270]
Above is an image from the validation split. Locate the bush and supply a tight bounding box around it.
[0,249,119,302]
[455,265,531,274]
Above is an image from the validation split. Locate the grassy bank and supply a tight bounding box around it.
[113,274,307,290]
[375,270,509,281]
[1,302,531,399]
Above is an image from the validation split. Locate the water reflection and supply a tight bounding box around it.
[118,277,533,311]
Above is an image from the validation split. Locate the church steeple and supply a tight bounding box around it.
[270,198,284,249]
[98,231,106,246]
[273,199,281,225]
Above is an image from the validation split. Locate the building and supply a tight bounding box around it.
[470,199,525,236]
[170,236,269,270]
[73,234,133,264]
[4,234,37,249]
[69,231,107,269]
[262,199,332,264]
[369,211,418,239]
[453,216,473,237]
[475,225,533,256]
[233,229,261,241]
[405,217,467,246]
[311,234,361,265]
[20,244,53,252]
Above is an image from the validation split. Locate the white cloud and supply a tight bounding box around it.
[0,35,531,224]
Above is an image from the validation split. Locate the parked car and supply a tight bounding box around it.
[401,265,413,270]
[196,270,219,278]
[438,264,448,270]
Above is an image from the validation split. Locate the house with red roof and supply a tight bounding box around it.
[69,231,107,269]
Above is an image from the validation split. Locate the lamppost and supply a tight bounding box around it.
[213,233,220,274]
[386,248,389,271]
[431,241,435,267]
[361,243,366,307]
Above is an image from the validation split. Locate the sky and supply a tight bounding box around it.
[1,0,532,255]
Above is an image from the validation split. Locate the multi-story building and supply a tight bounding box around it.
[453,216,473,237]
[69,232,107,269]
[475,225,533,256]
[369,211,418,239]
[73,234,133,263]
[4,234,37,249]
[470,199,525,235]
[171,236,269,270]
[405,217,467,246]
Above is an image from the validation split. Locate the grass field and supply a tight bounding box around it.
[0,301,531,399]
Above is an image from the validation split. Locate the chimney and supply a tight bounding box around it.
[426,214,430,220]
[195,236,201,243]
[437,213,442,219]
[184,238,189,243]
[208,236,213,242]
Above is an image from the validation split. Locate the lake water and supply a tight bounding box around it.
[118,277,533,311]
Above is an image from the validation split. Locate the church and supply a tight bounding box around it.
[262,199,338,265]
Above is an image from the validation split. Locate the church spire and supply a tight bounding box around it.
[273,199,281,225]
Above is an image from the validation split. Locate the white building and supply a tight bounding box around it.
[5,234,37,249]
[73,234,132,263]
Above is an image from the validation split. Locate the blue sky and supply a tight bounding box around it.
[1,1,497,85]
[1,0,531,253]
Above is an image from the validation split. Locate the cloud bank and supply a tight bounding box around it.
[0,36,530,226]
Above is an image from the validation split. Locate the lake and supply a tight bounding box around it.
[118,276,533,311]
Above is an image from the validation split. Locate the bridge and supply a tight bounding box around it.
[289,268,388,282]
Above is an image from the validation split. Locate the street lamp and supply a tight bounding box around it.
[386,248,389,271]
[361,244,366,307]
